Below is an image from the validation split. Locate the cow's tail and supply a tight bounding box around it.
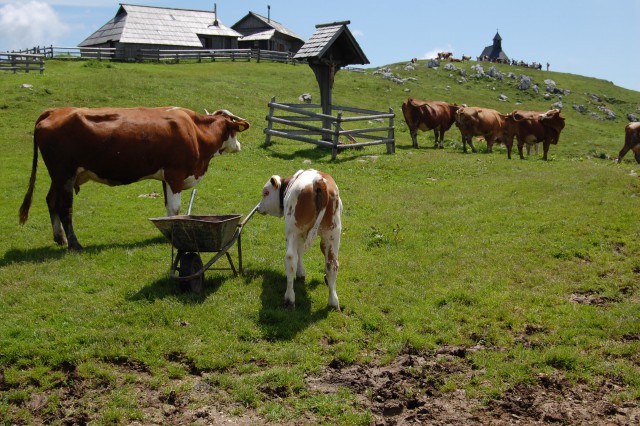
[303,175,328,251]
[19,134,39,225]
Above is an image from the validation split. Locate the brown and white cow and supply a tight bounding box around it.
[616,122,640,163]
[507,109,565,160]
[19,106,249,250]
[402,98,459,148]
[257,169,342,311]
[455,106,510,154]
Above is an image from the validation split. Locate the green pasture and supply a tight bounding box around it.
[1,59,639,424]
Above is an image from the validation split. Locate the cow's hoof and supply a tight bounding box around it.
[68,243,84,252]
[284,299,295,310]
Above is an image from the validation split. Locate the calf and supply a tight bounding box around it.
[617,122,640,163]
[257,169,342,310]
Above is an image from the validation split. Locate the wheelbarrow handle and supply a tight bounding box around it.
[239,203,260,228]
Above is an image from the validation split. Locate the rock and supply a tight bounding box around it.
[573,104,588,114]
[598,106,616,120]
[444,63,457,71]
[427,59,440,68]
[487,66,500,78]
[21,83,33,89]
[551,101,563,110]
[628,114,639,122]
[544,79,556,86]
[590,93,602,102]
[533,84,540,94]
[498,94,508,102]
[519,75,532,90]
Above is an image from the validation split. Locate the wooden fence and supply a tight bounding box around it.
[0,52,45,74]
[10,46,116,60]
[136,48,294,63]
[264,97,395,160]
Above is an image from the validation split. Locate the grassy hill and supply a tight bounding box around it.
[0,59,639,425]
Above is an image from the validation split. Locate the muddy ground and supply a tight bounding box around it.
[4,344,638,425]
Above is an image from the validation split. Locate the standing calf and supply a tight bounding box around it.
[257,169,342,311]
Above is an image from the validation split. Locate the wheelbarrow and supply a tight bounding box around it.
[149,189,258,293]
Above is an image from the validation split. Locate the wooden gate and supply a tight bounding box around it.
[264,97,395,160]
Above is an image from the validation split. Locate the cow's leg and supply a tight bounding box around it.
[486,137,493,153]
[283,236,300,307]
[48,178,82,251]
[633,146,640,164]
[542,142,550,161]
[518,140,525,160]
[437,130,445,149]
[320,229,340,311]
[163,181,182,216]
[432,130,438,148]
[410,129,418,148]
[467,137,477,153]
[296,240,306,280]
[506,139,513,159]
[617,145,630,163]
[46,183,67,247]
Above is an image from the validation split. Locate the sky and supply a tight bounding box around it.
[1,0,639,92]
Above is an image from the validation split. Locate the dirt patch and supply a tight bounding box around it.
[4,349,639,425]
[306,347,640,425]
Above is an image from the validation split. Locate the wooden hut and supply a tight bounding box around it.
[232,10,304,53]
[78,4,241,61]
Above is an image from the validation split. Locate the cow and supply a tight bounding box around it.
[462,55,471,62]
[19,106,250,251]
[402,98,459,149]
[506,109,565,160]
[617,122,640,163]
[257,169,342,311]
[455,106,510,155]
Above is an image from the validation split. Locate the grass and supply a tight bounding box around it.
[1,58,639,424]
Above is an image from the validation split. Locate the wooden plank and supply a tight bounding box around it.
[263,129,335,148]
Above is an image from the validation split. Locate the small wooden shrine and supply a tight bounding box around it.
[264,21,395,159]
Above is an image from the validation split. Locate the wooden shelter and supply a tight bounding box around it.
[264,21,395,159]
[294,21,369,135]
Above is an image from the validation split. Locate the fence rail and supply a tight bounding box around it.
[264,97,395,160]
[0,52,45,74]
[2,46,297,74]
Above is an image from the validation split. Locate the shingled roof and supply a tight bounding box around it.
[294,21,368,65]
[79,4,241,47]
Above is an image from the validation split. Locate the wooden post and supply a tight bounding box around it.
[387,107,395,154]
[264,96,276,146]
[332,110,342,160]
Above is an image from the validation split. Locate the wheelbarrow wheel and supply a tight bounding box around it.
[179,252,204,293]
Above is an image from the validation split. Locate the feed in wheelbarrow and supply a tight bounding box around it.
[257,169,343,311]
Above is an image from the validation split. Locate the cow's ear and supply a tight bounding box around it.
[236,119,250,132]
[270,175,281,189]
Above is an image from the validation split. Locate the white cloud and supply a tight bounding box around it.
[0,1,69,51]
[422,45,454,60]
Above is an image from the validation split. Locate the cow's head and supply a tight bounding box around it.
[208,109,250,155]
[257,175,283,217]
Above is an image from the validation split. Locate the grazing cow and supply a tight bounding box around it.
[507,109,565,160]
[455,106,510,154]
[19,107,250,250]
[402,98,459,148]
[617,122,640,163]
[462,55,471,62]
[257,169,342,311]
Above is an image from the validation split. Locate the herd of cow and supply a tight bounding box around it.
[401,98,566,160]
[15,101,640,310]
